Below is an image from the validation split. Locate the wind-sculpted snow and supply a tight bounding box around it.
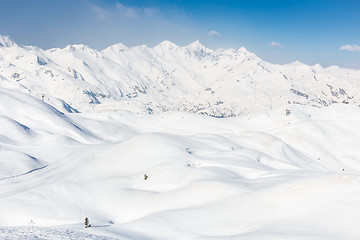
[0,35,360,117]
[1,89,360,239]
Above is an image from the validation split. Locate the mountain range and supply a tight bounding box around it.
[1,35,359,117]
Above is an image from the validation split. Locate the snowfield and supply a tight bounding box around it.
[1,89,360,239]
[1,36,360,239]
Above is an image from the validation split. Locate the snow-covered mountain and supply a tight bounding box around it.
[1,35,359,117]
[2,35,360,239]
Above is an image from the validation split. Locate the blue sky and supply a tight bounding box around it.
[0,0,359,68]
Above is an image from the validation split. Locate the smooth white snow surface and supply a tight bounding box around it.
[0,88,360,239]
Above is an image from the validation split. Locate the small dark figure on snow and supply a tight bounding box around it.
[144,174,148,180]
[85,217,91,228]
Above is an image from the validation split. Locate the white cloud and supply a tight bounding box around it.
[339,44,360,51]
[269,41,284,48]
[207,30,222,38]
[115,2,158,19]
[143,7,158,16]
[86,1,108,20]
[116,2,137,18]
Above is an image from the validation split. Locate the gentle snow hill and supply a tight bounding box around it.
[1,89,360,239]
[1,34,360,116]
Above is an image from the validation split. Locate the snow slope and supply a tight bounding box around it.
[1,88,360,239]
[0,35,360,117]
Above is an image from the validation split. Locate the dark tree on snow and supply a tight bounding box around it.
[85,217,90,228]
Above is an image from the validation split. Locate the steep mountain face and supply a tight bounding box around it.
[0,35,359,117]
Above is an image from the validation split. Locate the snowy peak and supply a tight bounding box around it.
[289,60,306,67]
[311,63,324,71]
[63,44,92,52]
[154,40,179,50]
[236,46,252,55]
[0,35,16,47]
[186,40,206,50]
[102,42,129,54]
[59,44,102,59]
[184,40,214,59]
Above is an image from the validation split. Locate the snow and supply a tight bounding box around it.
[1,92,360,239]
[1,36,360,239]
[0,226,119,240]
